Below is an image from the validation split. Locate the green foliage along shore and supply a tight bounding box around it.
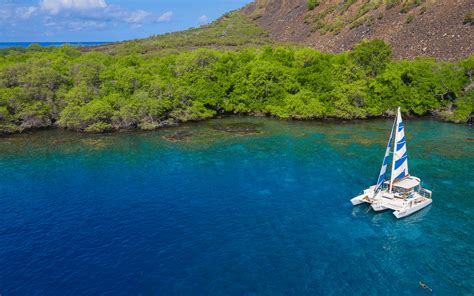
[0,40,472,134]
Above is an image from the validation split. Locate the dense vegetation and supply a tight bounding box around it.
[0,39,472,134]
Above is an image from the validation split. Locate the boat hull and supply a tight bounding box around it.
[350,186,377,205]
[371,203,388,211]
[350,194,368,205]
[393,198,432,219]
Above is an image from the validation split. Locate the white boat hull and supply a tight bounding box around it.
[350,186,377,205]
[393,198,432,219]
[350,194,368,205]
[371,203,387,211]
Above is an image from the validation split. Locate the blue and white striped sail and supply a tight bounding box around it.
[375,119,395,192]
[391,107,409,185]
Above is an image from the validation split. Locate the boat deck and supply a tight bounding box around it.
[378,192,430,211]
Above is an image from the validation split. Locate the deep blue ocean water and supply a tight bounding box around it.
[0,42,109,49]
[0,117,472,295]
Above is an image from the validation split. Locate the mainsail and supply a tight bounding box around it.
[375,118,396,192]
[390,107,409,190]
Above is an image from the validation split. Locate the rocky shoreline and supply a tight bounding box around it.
[1,111,471,137]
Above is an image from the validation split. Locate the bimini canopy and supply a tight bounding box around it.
[393,176,420,189]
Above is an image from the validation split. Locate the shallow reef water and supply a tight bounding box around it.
[0,117,472,295]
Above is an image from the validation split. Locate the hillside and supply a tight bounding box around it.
[82,0,473,60]
[81,11,273,55]
[242,0,474,60]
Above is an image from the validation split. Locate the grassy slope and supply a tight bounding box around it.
[82,11,273,55]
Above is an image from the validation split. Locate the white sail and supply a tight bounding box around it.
[390,107,409,190]
[375,117,396,192]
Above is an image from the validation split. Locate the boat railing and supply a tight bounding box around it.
[419,188,432,199]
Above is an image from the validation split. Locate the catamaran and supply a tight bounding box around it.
[350,107,432,219]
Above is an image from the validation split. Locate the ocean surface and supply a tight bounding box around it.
[0,117,472,295]
[0,42,109,49]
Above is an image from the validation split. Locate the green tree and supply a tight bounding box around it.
[350,39,392,76]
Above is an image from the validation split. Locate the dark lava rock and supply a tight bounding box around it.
[163,130,193,142]
[211,122,262,134]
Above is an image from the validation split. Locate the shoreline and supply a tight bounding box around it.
[1,113,470,138]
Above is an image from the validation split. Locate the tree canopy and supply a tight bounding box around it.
[0,40,472,134]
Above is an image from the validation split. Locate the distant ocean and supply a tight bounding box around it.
[0,42,110,49]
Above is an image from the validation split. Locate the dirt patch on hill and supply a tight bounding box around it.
[243,0,473,60]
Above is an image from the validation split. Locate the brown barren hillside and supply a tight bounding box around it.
[242,0,474,60]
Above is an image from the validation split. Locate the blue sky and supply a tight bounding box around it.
[0,0,253,42]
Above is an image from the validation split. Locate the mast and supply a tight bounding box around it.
[389,107,399,193]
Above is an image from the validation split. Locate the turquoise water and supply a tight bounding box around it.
[0,117,472,295]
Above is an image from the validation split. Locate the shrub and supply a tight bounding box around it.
[84,122,113,133]
[350,39,392,76]
[464,11,474,25]
[386,0,401,9]
[307,0,319,11]
[400,0,424,13]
